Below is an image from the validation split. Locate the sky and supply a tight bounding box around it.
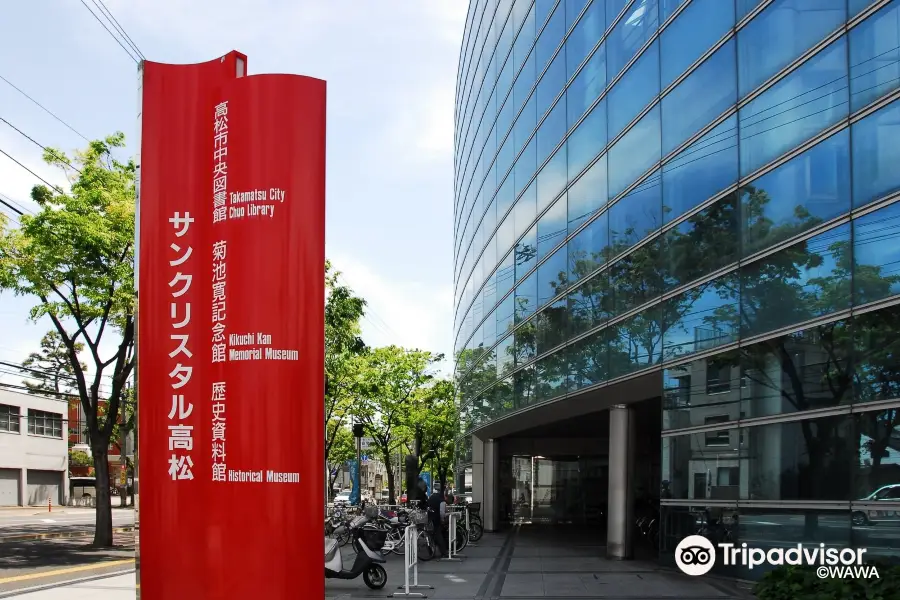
[0,0,466,387]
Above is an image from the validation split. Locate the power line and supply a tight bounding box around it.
[0,191,33,215]
[0,145,64,194]
[78,0,140,63]
[92,0,144,61]
[0,116,83,174]
[0,74,90,142]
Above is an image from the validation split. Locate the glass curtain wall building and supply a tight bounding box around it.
[453,0,900,575]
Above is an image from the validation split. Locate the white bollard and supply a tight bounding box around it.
[442,512,463,562]
[392,524,432,598]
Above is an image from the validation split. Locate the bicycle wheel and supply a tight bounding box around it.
[335,526,351,547]
[469,520,484,542]
[388,529,405,556]
[454,524,469,553]
[417,530,436,561]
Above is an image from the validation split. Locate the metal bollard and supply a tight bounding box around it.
[48,495,51,512]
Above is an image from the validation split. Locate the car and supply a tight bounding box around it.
[333,491,352,505]
[852,484,900,525]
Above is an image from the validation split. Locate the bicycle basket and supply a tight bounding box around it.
[468,502,481,514]
[360,527,388,551]
[410,510,427,525]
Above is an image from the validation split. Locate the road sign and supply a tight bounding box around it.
[359,437,375,451]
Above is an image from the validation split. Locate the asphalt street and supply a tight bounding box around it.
[0,508,134,542]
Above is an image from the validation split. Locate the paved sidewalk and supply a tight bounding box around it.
[0,572,135,599]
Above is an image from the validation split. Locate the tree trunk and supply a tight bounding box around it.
[386,465,396,506]
[92,448,114,547]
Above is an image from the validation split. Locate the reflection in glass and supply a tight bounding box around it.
[848,0,900,112]
[609,105,662,198]
[741,129,851,257]
[515,224,538,281]
[567,148,607,232]
[738,36,849,177]
[740,223,852,338]
[566,1,605,81]
[567,210,609,284]
[853,201,900,306]
[515,271,538,322]
[537,147,568,213]
[609,306,662,378]
[536,298,569,354]
[662,192,740,292]
[568,327,609,390]
[607,0,660,80]
[608,40,660,141]
[609,240,663,317]
[537,194,568,260]
[662,274,740,361]
[740,321,853,420]
[660,0,734,89]
[851,99,900,209]
[736,0,846,98]
[662,350,742,431]
[514,364,537,409]
[538,246,568,307]
[662,116,738,223]
[568,271,611,338]
[608,170,662,256]
[567,98,607,179]
[567,45,607,129]
[661,39,736,156]
[536,350,568,402]
[853,306,900,407]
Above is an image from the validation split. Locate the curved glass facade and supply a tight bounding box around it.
[453,0,900,551]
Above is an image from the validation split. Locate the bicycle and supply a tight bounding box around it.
[465,502,484,542]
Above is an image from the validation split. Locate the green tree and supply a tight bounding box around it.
[350,346,441,504]
[324,261,366,478]
[326,423,355,494]
[0,134,135,546]
[403,379,459,490]
[21,330,87,395]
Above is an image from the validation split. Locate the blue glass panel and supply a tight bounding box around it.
[498,134,515,180]
[496,252,515,298]
[515,224,538,281]
[851,99,900,209]
[850,0,879,17]
[660,0,687,22]
[483,269,497,315]
[738,37,849,177]
[662,115,738,223]
[662,274,740,361]
[536,3,565,69]
[496,293,515,337]
[496,174,515,219]
[537,194,568,260]
[661,39,737,156]
[515,270,539,322]
[736,0,765,20]
[742,129,851,257]
[515,138,537,196]
[497,93,514,140]
[568,210,609,283]
[536,0,558,30]
[565,0,590,32]
[566,45,606,128]
[606,0,631,30]
[568,153,608,231]
[567,98,607,178]
[538,245,568,305]
[568,326,610,389]
[849,0,900,112]
[609,307,662,377]
[514,53,536,109]
[607,0,660,80]
[853,201,900,305]
[514,181,537,239]
[537,146,568,213]
[514,95,537,152]
[608,170,663,255]
[482,197,497,245]
[660,0,735,89]
[536,53,566,119]
[498,6,514,59]
[566,1,605,80]
[536,99,567,166]
[737,0,846,98]
[498,210,516,256]
[608,40,661,141]
[513,5,536,69]
[740,223,852,337]
[609,105,661,198]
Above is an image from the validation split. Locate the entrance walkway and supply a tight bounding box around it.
[326,525,753,599]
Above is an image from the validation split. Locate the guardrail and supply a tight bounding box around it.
[391,524,432,598]
[443,512,463,562]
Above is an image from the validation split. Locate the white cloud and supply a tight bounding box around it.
[0,128,70,214]
[329,253,453,370]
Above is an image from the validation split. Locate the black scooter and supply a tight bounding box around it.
[325,507,387,590]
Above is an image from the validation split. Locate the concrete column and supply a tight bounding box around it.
[18,468,26,507]
[472,435,484,511]
[607,404,635,560]
[483,439,500,532]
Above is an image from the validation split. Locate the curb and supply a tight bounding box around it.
[0,527,134,543]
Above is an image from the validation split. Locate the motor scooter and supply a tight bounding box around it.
[325,507,387,590]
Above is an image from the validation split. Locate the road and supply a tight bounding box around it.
[0,508,134,542]
[0,508,135,596]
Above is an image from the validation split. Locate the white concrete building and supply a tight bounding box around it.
[0,388,68,506]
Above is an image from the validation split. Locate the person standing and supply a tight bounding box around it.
[427,483,447,558]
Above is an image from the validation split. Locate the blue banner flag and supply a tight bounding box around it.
[348,459,360,505]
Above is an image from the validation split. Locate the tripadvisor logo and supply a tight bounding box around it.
[674,535,879,579]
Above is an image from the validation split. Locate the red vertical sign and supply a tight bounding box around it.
[138,53,325,599]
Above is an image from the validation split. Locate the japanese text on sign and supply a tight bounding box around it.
[213,101,229,224]
[212,381,227,481]
[168,212,196,481]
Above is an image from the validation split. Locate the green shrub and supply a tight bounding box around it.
[754,563,900,600]
[69,450,92,467]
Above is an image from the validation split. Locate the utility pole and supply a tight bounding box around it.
[352,422,363,506]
